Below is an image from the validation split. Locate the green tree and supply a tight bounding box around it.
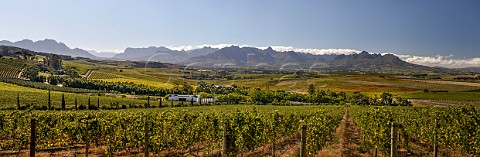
[50,54,62,70]
[380,92,393,106]
[308,84,316,95]
[395,96,412,106]
[249,89,274,105]
[350,91,370,105]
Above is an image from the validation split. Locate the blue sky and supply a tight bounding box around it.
[0,0,479,61]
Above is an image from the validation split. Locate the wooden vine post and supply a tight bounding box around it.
[144,116,150,157]
[300,124,306,157]
[17,93,20,110]
[75,97,78,110]
[48,89,51,110]
[30,118,36,157]
[61,94,65,110]
[272,130,276,157]
[88,97,91,110]
[147,96,150,108]
[86,120,89,157]
[433,119,438,157]
[272,114,277,157]
[222,121,228,157]
[391,121,398,157]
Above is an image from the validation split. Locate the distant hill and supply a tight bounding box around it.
[325,51,452,73]
[0,45,35,56]
[86,50,118,58]
[0,39,459,73]
[112,46,218,63]
[0,45,180,70]
[0,39,98,59]
[187,47,452,73]
[454,67,480,74]
[187,46,328,67]
[0,45,75,60]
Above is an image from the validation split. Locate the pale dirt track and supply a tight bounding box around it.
[317,110,365,157]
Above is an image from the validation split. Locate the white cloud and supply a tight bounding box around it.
[197,44,236,49]
[258,46,361,55]
[385,53,480,68]
[166,44,360,56]
[152,43,362,56]
[166,44,249,51]
[165,45,194,51]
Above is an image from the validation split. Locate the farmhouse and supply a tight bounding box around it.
[167,94,217,103]
[167,94,200,102]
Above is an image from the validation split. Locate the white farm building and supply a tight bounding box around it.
[168,94,200,102]
[167,94,216,103]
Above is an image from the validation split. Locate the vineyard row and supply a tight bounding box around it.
[0,107,344,156]
[351,106,480,156]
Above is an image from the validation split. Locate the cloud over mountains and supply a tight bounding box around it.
[396,54,480,68]
[1,39,478,68]
[163,44,480,68]
[166,44,361,55]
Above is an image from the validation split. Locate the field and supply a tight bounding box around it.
[0,82,149,110]
[57,59,480,96]
[88,71,123,79]
[61,59,480,99]
[4,58,480,107]
[100,77,175,88]
[1,58,480,156]
[0,63,23,79]
[0,105,344,156]
[351,106,480,156]
[1,105,479,156]
[403,92,480,101]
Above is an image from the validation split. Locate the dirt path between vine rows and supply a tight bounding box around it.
[318,110,365,157]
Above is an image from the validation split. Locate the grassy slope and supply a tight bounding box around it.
[62,60,96,74]
[99,68,180,88]
[0,82,147,109]
[63,60,119,75]
[0,58,32,67]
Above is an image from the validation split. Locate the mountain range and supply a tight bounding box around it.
[86,50,118,58]
[112,46,219,63]
[186,46,330,67]
[0,39,462,73]
[0,39,221,62]
[186,46,451,73]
